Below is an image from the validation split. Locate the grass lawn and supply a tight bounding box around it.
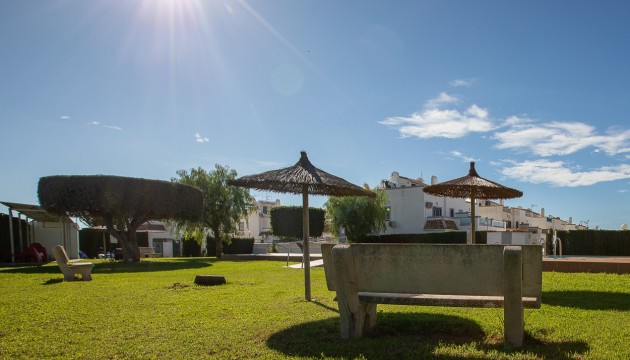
[1,258,629,359]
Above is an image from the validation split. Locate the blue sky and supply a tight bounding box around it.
[1,0,629,230]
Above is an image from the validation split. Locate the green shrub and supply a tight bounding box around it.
[206,237,255,256]
[270,206,325,239]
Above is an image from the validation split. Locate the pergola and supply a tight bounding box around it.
[1,201,74,263]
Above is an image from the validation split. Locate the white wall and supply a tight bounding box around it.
[383,186,473,234]
[384,187,426,234]
[32,221,79,260]
[238,199,280,241]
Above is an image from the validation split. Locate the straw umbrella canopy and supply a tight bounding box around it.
[423,162,522,244]
[228,151,374,301]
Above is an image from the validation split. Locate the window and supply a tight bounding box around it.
[384,206,391,221]
[262,206,268,214]
[449,208,454,218]
[433,207,442,217]
[238,222,244,231]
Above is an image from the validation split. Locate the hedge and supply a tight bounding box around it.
[546,230,630,256]
[356,231,488,244]
[206,237,255,256]
[270,206,325,239]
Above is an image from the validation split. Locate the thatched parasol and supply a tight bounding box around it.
[423,162,522,244]
[229,151,374,301]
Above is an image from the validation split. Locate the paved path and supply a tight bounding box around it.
[287,259,324,269]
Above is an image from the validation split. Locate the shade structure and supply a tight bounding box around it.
[423,162,522,244]
[228,151,374,300]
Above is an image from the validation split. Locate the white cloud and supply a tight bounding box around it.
[379,93,495,139]
[619,189,628,193]
[381,93,630,160]
[86,121,121,131]
[450,79,475,87]
[426,92,458,109]
[60,115,70,120]
[494,121,630,157]
[499,159,630,187]
[450,150,477,162]
[194,133,209,143]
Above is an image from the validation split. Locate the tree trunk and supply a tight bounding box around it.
[102,213,145,262]
[213,226,223,259]
[105,226,141,262]
[125,229,140,262]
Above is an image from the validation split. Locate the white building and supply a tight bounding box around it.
[380,172,505,234]
[380,170,581,246]
[236,199,281,242]
[477,200,582,245]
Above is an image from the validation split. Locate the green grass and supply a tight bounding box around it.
[1,259,629,359]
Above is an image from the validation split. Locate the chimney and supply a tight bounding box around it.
[500,199,504,206]
[540,208,545,217]
[431,176,438,185]
[569,216,573,224]
[391,171,399,183]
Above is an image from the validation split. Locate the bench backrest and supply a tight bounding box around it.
[52,245,70,265]
[52,245,75,276]
[322,243,542,299]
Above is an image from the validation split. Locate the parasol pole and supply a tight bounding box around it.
[470,188,476,245]
[302,185,311,301]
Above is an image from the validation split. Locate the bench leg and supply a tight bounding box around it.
[504,246,524,347]
[338,298,377,339]
[333,245,377,339]
[62,271,76,281]
[364,303,377,334]
[79,269,92,281]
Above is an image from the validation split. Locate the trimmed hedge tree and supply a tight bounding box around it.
[38,175,203,262]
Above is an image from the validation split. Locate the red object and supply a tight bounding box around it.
[31,243,48,261]
[19,244,45,263]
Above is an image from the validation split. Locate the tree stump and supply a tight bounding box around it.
[194,275,226,286]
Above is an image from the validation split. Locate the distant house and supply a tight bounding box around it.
[478,200,581,245]
[380,172,490,235]
[236,199,281,242]
[82,221,185,258]
[380,170,579,246]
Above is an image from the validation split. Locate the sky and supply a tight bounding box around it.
[1,0,629,230]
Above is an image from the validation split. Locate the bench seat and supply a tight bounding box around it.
[358,292,541,308]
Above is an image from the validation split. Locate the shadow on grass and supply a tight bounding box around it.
[311,299,339,313]
[0,258,216,275]
[543,290,630,311]
[267,312,589,359]
[42,278,64,285]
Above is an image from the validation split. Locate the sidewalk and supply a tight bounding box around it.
[221,252,322,262]
[286,259,324,268]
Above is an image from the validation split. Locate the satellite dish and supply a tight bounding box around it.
[622,224,629,231]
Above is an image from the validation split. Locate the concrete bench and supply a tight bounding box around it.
[139,247,159,258]
[321,243,542,347]
[52,245,94,281]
